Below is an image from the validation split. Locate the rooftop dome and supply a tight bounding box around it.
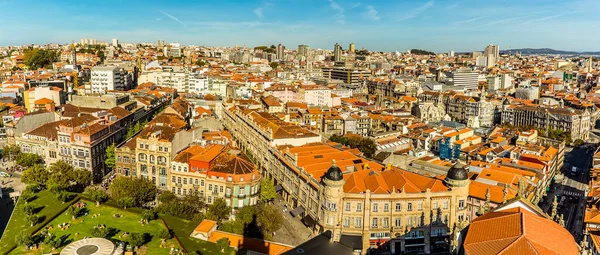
[324,160,343,181]
[447,162,468,181]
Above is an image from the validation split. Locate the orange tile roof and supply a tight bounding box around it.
[463,207,578,255]
[194,219,217,233]
[190,144,225,163]
[469,181,516,204]
[207,231,293,255]
[34,97,54,104]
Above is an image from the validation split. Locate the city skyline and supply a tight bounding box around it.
[1,0,600,52]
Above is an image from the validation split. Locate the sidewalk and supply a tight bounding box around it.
[270,196,314,246]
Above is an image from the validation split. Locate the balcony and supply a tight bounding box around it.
[76,153,89,158]
[238,193,246,198]
[225,193,232,198]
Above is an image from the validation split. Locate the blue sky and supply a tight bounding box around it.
[1,0,599,52]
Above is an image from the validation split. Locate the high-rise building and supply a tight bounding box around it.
[476,56,496,68]
[112,38,119,47]
[452,68,478,90]
[484,44,499,59]
[91,66,126,93]
[298,44,310,57]
[276,43,285,61]
[449,50,455,57]
[349,42,355,53]
[333,43,342,62]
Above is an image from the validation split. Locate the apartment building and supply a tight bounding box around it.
[16,105,134,180]
[321,66,372,86]
[91,66,129,93]
[171,145,261,208]
[23,86,65,112]
[451,69,478,91]
[299,85,333,107]
[221,105,471,254]
[508,105,592,141]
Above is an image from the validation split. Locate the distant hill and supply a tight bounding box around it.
[500,48,600,55]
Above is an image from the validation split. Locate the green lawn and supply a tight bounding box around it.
[161,215,232,255]
[9,200,181,255]
[0,190,76,254]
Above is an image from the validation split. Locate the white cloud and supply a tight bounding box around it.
[530,11,578,22]
[158,10,186,26]
[253,7,264,19]
[328,0,345,24]
[365,5,379,21]
[399,1,435,21]
[487,16,523,25]
[453,16,485,25]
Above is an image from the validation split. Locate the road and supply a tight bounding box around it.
[547,144,595,242]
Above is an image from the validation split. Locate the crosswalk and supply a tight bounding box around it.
[562,190,583,198]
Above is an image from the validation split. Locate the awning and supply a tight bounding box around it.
[301,214,316,228]
[340,234,363,251]
[275,184,283,193]
[290,206,305,217]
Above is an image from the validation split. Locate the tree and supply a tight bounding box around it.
[21,164,49,187]
[182,193,206,212]
[219,221,244,235]
[206,198,230,223]
[21,203,35,215]
[236,206,257,226]
[47,160,90,192]
[85,186,109,206]
[19,191,35,203]
[192,212,206,225]
[109,176,157,208]
[15,232,33,250]
[91,226,118,238]
[257,204,283,240]
[23,48,59,69]
[329,135,377,158]
[157,228,172,239]
[56,191,74,203]
[195,59,207,67]
[269,62,279,69]
[117,197,135,209]
[157,200,198,220]
[2,144,20,160]
[105,143,116,170]
[67,205,86,219]
[16,153,43,167]
[260,178,277,203]
[573,139,584,147]
[44,234,65,250]
[158,191,177,203]
[141,209,158,222]
[216,237,231,253]
[128,232,148,249]
[26,214,40,226]
[409,49,435,55]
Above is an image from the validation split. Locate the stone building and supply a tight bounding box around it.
[412,102,443,123]
[508,105,591,141]
[221,104,472,254]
